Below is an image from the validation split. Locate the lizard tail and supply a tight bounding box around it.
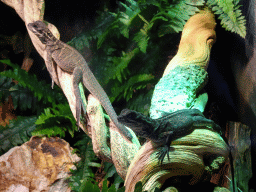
[81,67,133,141]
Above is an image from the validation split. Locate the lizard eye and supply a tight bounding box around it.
[33,24,39,28]
[37,29,42,34]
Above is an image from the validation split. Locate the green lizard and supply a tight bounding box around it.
[118,108,222,163]
[118,108,236,191]
[27,20,132,141]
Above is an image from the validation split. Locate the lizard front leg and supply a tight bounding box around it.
[45,46,56,88]
[156,132,174,164]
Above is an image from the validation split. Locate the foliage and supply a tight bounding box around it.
[103,162,124,190]
[70,177,162,192]
[126,89,154,115]
[207,0,246,38]
[110,73,154,102]
[69,133,126,191]
[0,75,39,113]
[0,0,247,189]
[74,178,125,192]
[69,134,130,191]
[0,116,37,155]
[0,59,65,113]
[69,135,160,191]
[67,0,246,114]
[68,135,101,191]
[0,60,75,140]
[32,103,77,138]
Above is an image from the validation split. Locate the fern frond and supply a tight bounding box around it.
[0,60,65,106]
[0,75,42,113]
[127,89,153,115]
[116,0,142,38]
[207,0,246,38]
[0,116,37,155]
[67,34,90,53]
[69,135,100,191]
[110,73,154,102]
[97,0,141,48]
[133,15,154,53]
[33,103,76,138]
[152,0,202,36]
[0,75,13,101]
[106,48,140,83]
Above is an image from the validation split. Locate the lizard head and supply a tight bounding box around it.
[27,21,55,44]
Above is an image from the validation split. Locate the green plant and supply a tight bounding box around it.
[207,0,246,37]
[0,60,76,149]
[0,116,37,155]
[32,103,77,138]
[0,60,73,154]
[68,135,101,192]
[67,0,246,115]
[0,59,65,114]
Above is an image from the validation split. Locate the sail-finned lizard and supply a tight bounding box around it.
[27,20,132,141]
[118,108,222,163]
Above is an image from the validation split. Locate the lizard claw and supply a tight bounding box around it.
[156,145,171,164]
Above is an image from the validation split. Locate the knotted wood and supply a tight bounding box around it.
[125,10,229,192]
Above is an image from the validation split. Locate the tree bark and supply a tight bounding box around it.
[124,10,230,192]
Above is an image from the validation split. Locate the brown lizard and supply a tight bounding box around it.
[27,20,132,141]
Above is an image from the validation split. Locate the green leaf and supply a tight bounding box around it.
[107,184,117,192]
[101,180,108,192]
[186,0,205,6]
[134,181,143,192]
[83,179,100,192]
[117,187,125,192]
[133,31,149,53]
[0,60,65,108]
[118,0,142,37]
[154,0,200,36]
[87,162,101,168]
[108,48,140,83]
[207,0,246,38]
[33,103,76,138]
[132,17,153,53]
[110,73,154,102]
[0,116,37,155]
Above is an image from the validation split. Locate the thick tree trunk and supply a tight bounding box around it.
[124,10,230,192]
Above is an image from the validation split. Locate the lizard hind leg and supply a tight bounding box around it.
[73,68,84,129]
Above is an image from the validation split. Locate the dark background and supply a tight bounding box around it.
[0,0,255,190]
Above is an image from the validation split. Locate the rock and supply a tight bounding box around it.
[0,136,80,192]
